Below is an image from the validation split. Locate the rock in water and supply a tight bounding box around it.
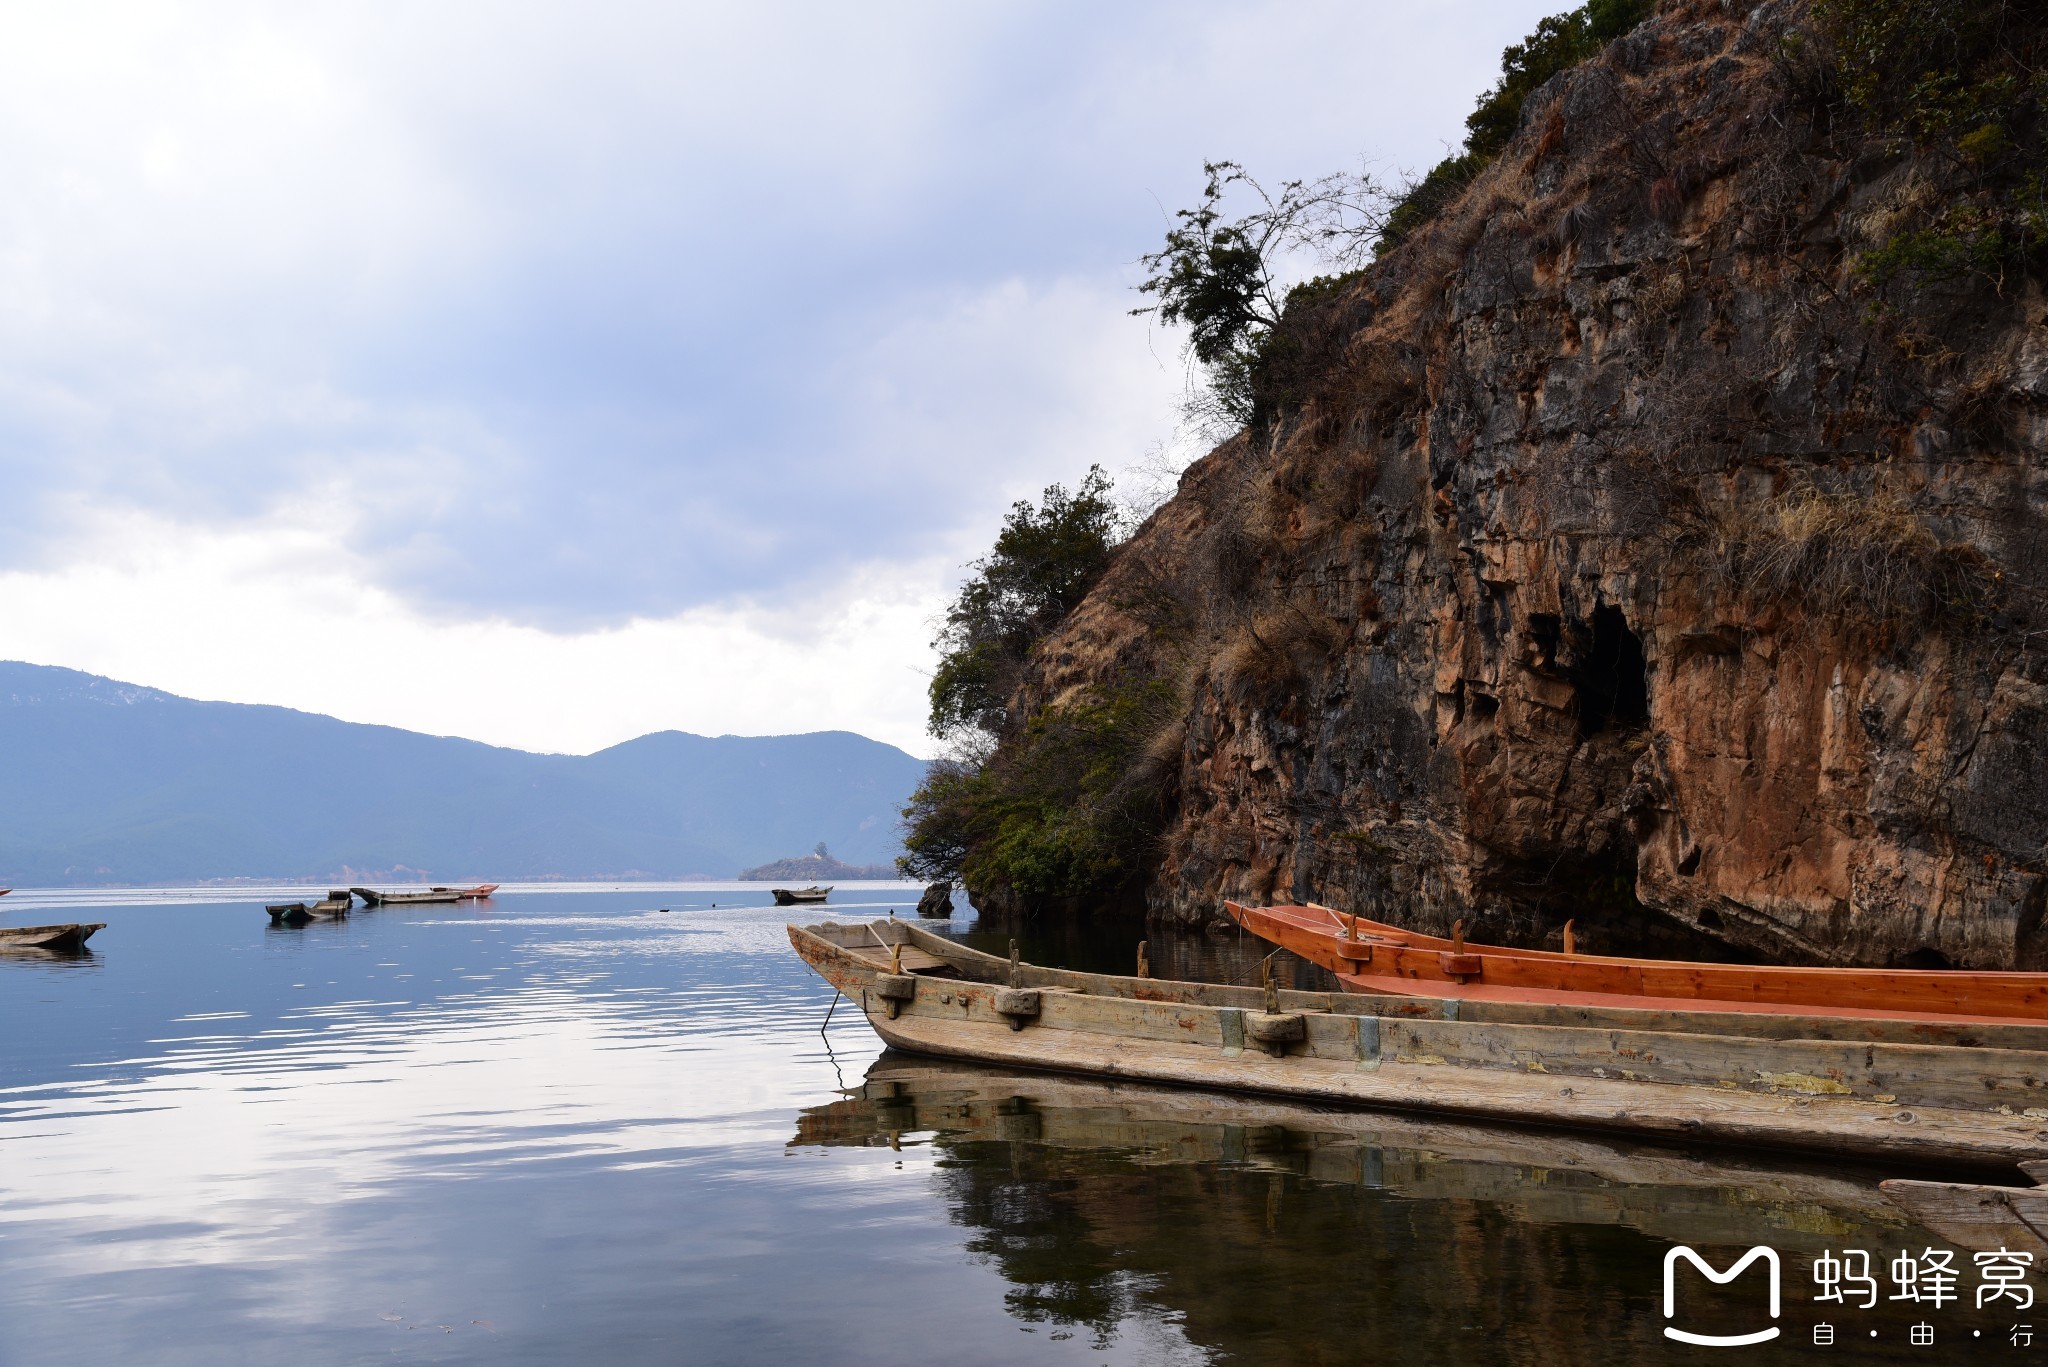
[916,882,954,918]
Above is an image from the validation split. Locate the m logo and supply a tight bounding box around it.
[1663,1245,1782,1346]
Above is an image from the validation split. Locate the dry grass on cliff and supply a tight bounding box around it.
[1218,592,1347,705]
[1698,487,2002,633]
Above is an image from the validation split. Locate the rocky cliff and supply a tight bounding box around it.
[986,0,2048,968]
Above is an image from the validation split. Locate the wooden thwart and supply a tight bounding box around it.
[837,920,954,975]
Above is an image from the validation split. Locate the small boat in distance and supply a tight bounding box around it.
[442,884,499,899]
[0,923,103,951]
[351,886,462,907]
[1223,902,2048,1024]
[267,892,351,924]
[772,886,831,906]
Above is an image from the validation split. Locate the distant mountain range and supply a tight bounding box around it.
[0,662,928,885]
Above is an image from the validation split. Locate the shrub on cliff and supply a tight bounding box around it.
[1140,0,1655,429]
[1809,0,2048,287]
[1133,162,1385,427]
[900,678,1180,895]
[1378,0,1653,250]
[1690,487,2003,637]
[902,468,1157,891]
[926,466,1127,743]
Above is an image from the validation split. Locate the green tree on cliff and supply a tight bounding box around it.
[925,466,1127,745]
[902,467,1156,889]
[1132,161,1386,426]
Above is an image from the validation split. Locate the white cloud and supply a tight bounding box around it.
[822,272,1183,521]
[0,503,945,756]
[0,0,1568,743]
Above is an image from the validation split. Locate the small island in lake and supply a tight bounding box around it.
[738,842,897,882]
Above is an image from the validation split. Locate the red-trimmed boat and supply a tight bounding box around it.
[1224,901,2048,1025]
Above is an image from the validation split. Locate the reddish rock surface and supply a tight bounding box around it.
[986,0,2048,968]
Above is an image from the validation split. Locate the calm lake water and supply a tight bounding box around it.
[0,886,2031,1364]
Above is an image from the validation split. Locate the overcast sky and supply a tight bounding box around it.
[0,0,1561,756]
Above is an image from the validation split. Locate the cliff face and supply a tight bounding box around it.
[996,0,2048,968]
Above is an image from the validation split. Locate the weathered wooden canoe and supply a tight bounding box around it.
[267,894,350,923]
[1226,901,2048,1024]
[772,886,831,906]
[790,917,2048,1168]
[351,886,461,907]
[0,923,104,951]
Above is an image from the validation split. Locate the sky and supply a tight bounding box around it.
[0,0,1563,758]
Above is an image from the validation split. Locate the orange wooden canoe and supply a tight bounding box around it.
[1224,901,2048,1024]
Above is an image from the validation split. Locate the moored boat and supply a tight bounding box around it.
[772,886,831,906]
[789,916,2048,1168]
[443,883,499,899]
[267,892,350,923]
[0,922,104,951]
[351,886,462,907]
[1224,901,2048,1024]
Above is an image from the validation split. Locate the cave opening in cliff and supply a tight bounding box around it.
[1489,847,1765,964]
[1577,605,1649,736]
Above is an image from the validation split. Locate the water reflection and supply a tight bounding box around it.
[796,1056,2023,1365]
[0,945,98,970]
